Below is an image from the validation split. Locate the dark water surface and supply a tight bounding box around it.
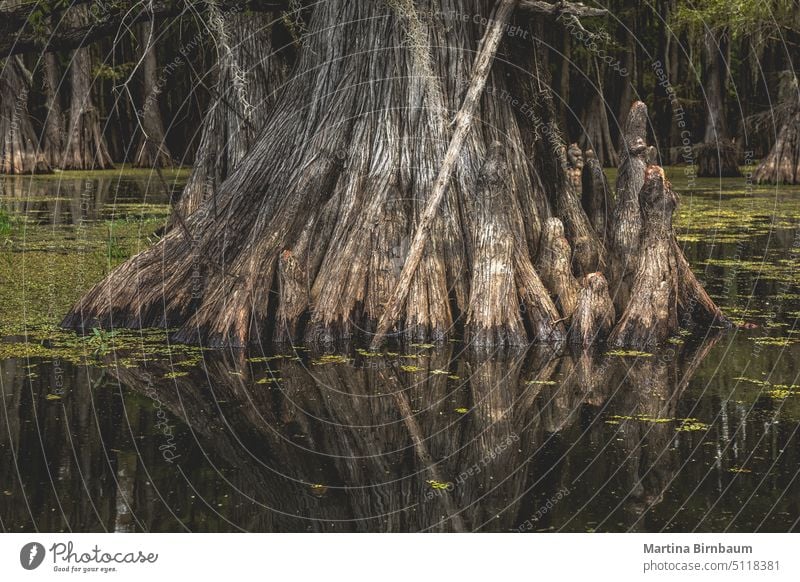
[1,169,799,532]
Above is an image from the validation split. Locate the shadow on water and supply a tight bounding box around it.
[2,331,798,532]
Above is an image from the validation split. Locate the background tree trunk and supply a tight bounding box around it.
[61,6,114,170]
[696,28,740,178]
[0,56,49,174]
[40,52,65,168]
[578,62,618,167]
[753,106,800,184]
[133,21,172,168]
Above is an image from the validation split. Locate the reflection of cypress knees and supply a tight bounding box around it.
[536,218,579,320]
[569,272,615,347]
[608,101,648,314]
[753,108,800,185]
[581,149,612,244]
[609,166,679,348]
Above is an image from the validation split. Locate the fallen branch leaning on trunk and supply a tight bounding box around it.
[370,0,520,349]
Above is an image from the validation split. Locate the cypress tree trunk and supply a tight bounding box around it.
[696,28,740,178]
[0,56,49,173]
[63,1,727,350]
[133,21,172,168]
[172,10,288,223]
[61,6,114,170]
[41,52,65,168]
[578,63,618,167]
[753,106,800,184]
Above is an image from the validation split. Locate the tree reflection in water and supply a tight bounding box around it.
[3,331,798,532]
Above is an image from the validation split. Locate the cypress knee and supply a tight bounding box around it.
[609,166,679,348]
[570,272,615,347]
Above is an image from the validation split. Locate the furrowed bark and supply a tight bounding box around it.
[171,10,287,224]
[62,0,724,350]
[608,100,648,313]
[569,271,614,347]
[370,0,519,349]
[609,166,679,348]
[581,148,612,244]
[464,143,560,346]
[535,217,579,319]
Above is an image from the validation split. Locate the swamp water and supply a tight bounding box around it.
[1,168,799,532]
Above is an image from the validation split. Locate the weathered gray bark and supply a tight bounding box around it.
[609,165,730,349]
[569,271,614,347]
[66,0,561,347]
[372,0,522,347]
[609,166,679,348]
[466,144,562,346]
[536,217,580,320]
[64,2,725,350]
